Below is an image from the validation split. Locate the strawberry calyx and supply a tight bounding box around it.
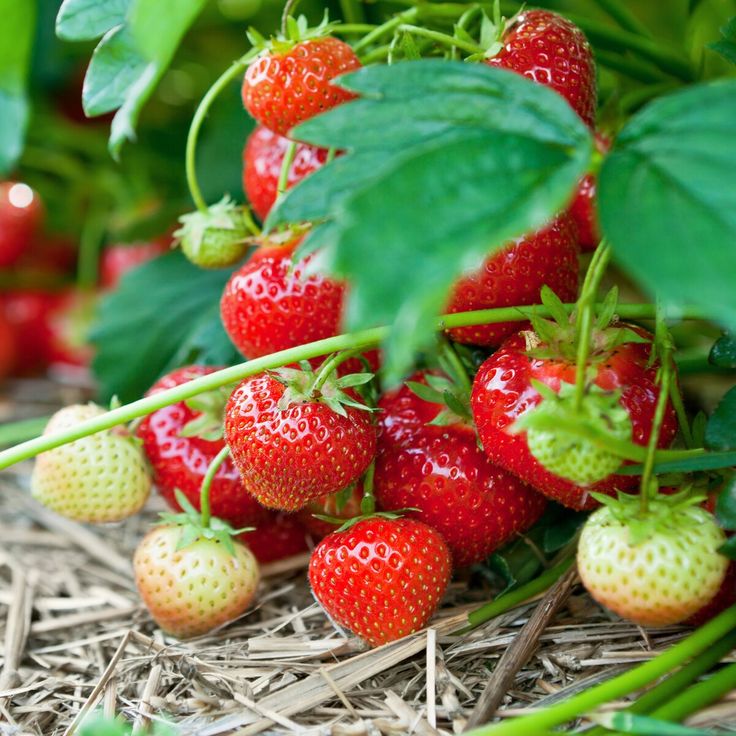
[591,488,711,547]
[159,489,253,556]
[247,12,337,56]
[272,354,374,417]
[315,508,418,534]
[524,285,649,363]
[180,385,233,441]
[464,1,515,62]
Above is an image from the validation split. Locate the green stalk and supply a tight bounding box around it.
[199,445,229,528]
[186,52,256,213]
[0,304,707,471]
[461,557,575,632]
[585,630,736,736]
[77,199,110,290]
[463,605,736,735]
[276,141,298,199]
[353,9,418,52]
[360,461,376,515]
[332,23,377,35]
[594,50,670,84]
[312,348,362,393]
[592,0,651,38]
[399,24,483,55]
[339,0,365,25]
[669,369,694,449]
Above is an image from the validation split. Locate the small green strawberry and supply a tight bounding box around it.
[31,404,151,523]
[175,197,250,269]
[577,491,729,626]
[514,381,631,486]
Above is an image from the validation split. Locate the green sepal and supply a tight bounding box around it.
[595,286,619,331]
[180,386,231,441]
[247,11,336,55]
[540,285,570,329]
[332,508,419,534]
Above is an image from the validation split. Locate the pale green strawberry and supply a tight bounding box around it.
[133,524,259,638]
[577,492,728,626]
[31,404,151,523]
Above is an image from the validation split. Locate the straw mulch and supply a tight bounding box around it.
[2,378,736,735]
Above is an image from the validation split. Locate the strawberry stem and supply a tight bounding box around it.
[186,52,260,226]
[312,349,362,393]
[463,604,736,735]
[399,24,483,55]
[199,445,230,529]
[353,9,418,53]
[276,141,298,199]
[0,304,707,471]
[360,461,376,515]
[439,338,472,396]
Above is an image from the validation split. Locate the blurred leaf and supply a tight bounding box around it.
[271,61,591,382]
[84,25,147,115]
[592,711,715,736]
[716,474,736,530]
[90,251,240,403]
[0,0,36,174]
[708,16,736,65]
[599,80,736,333]
[543,510,587,553]
[710,334,736,368]
[56,0,129,41]
[705,385,736,450]
[720,535,736,560]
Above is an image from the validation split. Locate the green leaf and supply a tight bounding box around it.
[716,474,736,530]
[592,711,716,736]
[83,25,148,116]
[708,16,736,65]
[720,535,736,560]
[0,1,35,175]
[618,450,736,476]
[56,0,129,41]
[599,80,736,332]
[705,386,736,451]
[710,334,736,368]
[90,251,239,403]
[543,511,587,553]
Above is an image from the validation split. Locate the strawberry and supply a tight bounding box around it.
[220,234,344,359]
[31,404,151,523]
[224,365,377,511]
[175,197,251,269]
[569,133,611,252]
[137,366,269,528]
[309,517,451,646]
[0,312,15,379]
[243,124,330,222]
[242,21,361,137]
[577,492,729,626]
[686,561,736,626]
[100,238,169,289]
[241,513,310,563]
[134,522,259,638]
[374,371,546,567]
[485,9,596,127]
[298,484,364,539]
[46,288,96,373]
[0,181,43,268]
[471,325,678,510]
[445,215,579,347]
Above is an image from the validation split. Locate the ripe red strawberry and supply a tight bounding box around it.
[243,124,330,222]
[220,235,344,359]
[137,366,269,527]
[31,404,151,522]
[0,312,16,379]
[46,288,96,373]
[577,493,728,626]
[569,133,611,252]
[224,368,376,511]
[241,513,310,563]
[375,371,546,567]
[100,238,169,289]
[445,215,579,347]
[485,9,596,127]
[471,327,678,510]
[309,517,451,646]
[242,35,361,137]
[0,181,43,268]
[134,524,259,638]
[298,484,364,539]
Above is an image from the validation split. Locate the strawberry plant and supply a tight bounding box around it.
[2,0,736,732]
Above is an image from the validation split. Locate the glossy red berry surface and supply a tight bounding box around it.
[0,181,43,268]
[137,366,269,527]
[242,37,361,137]
[309,517,451,646]
[486,9,596,127]
[241,513,310,563]
[243,124,330,222]
[470,329,678,509]
[445,215,579,347]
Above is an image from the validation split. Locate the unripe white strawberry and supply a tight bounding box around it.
[578,493,728,626]
[31,404,151,523]
[134,524,259,638]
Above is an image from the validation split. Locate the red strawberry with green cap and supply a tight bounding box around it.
[134,491,260,638]
[243,125,330,222]
[484,9,596,127]
[444,214,579,348]
[224,360,377,511]
[374,369,546,567]
[470,291,678,510]
[577,491,728,626]
[240,512,310,563]
[309,516,451,646]
[137,365,269,528]
[242,15,361,136]
[31,403,151,523]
